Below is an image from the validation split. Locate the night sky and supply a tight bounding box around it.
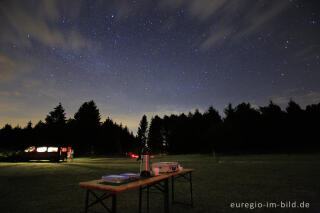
[1,0,320,133]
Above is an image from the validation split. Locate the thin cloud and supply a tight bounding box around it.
[0,54,17,81]
[0,0,92,51]
[0,52,47,83]
[0,0,289,52]
[233,0,290,40]
[187,0,228,21]
[159,0,290,51]
[204,1,289,50]
[0,90,21,97]
[0,101,47,128]
[200,27,233,50]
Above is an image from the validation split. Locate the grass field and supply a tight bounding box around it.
[1,154,320,213]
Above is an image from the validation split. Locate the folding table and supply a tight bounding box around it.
[79,168,195,213]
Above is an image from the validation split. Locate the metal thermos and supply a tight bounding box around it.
[140,147,151,177]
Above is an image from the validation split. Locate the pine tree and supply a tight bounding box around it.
[148,115,163,153]
[74,100,101,153]
[45,103,66,126]
[44,103,67,145]
[137,115,148,149]
[74,100,101,127]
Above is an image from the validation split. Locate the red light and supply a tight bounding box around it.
[62,148,67,152]
[150,155,155,159]
[130,154,139,159]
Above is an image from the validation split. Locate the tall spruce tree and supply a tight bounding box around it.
[45,103,66,126]
[137,115,148,150]
[74,100,101,153]
[45,103,66,145]
[148,115,163,153]
[74,100,101,127]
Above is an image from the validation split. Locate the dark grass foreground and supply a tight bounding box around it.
[1,154,320,213]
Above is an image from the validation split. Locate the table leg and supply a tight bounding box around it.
[171,176,175,203]
[139,186,142,213]
[170,171,194,207]
[112,194,117,213]
[147,184,150,213]
[189,172,193,207]
[164,179,169,213]
[85,190,89,213]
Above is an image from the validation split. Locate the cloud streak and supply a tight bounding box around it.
[160,0,290,50]
[0,0,91,51]
[0,54,17,81]
[0,0,290,52]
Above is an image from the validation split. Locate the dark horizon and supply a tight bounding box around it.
[1,98,319,133]
[1,99,319,156]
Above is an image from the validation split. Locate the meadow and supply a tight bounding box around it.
[0,154,320,213]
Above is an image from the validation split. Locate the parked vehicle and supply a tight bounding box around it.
[18,146,73,162]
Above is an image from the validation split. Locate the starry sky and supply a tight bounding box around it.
[1,0,320,133]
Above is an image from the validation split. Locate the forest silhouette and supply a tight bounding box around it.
[0,100,319,155]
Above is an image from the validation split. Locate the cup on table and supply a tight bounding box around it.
[152,167,160,176]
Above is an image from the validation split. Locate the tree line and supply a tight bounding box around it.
[143,100,320,154]
[1,100,319,155]
[0,101,137,155]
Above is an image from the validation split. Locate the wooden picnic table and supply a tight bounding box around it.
[79,168,195,213]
